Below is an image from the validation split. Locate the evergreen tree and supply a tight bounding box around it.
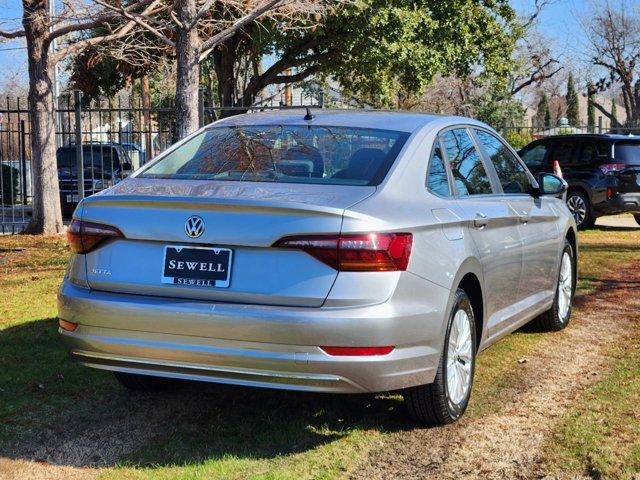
[587,84,596,132]
[565,73,580,126]
[611,97,617,127]
[536,92,551,128]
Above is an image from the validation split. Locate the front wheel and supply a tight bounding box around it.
[634,213,640,226]
[531,240,575,331]
[403,288,476,426]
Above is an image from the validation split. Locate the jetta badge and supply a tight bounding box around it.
[185,215,205,239]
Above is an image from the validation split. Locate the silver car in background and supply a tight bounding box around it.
[58,110,577,425]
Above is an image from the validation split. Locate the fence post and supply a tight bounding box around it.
[598,116,603,134]
[18,120,27,205]
[74,90,84,201]
[198,88,205,128]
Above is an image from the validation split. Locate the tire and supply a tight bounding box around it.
[114,372,179,392]
[531,239,575,332]
[566,190,594,230]
[634,214,640,226]
[403,288,476,426]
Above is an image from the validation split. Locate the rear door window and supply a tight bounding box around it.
[475,129,532,194]
[441,128,494,196]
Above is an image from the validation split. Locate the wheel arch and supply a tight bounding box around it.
[451,258,485,352]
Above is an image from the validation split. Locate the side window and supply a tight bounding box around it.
[426,142,451,196]
[441,128,493,196]
[550,141,575,166]
[475,130,532,194]
[520,144,547,169]
[578,141,608,165]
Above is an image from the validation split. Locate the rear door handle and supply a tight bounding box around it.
[519,211,531,224]
[473,212,489,229]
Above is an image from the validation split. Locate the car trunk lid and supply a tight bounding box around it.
[80,178,375,307]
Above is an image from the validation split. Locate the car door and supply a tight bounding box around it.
[440,127,523,328]
[474,129,561,305]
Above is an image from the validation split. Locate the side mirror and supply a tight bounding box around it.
[535,172,567,197]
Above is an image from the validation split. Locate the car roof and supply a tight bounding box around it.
[532,133,640,143]
[209,109,463,133]
[58,143,122,150]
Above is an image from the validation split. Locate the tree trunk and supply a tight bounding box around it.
[23,0,63,234]
[174,0,200,139]
[213,37,238,118]
[141,75,153,157]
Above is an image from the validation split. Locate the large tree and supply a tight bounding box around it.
[0,0,161,234]
[228,0,521,110]
[99,0,328,137]
[586,2,638,128]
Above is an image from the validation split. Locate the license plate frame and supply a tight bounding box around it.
[162,245,233,288]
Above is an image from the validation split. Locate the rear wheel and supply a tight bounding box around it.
[403,288,476,426]
[566,190,594,229]
[114,372,179,392]
[531,240,575,331]
[634,214,640,226]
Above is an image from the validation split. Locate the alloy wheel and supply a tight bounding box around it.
[446,309,473,407]
[567,194,587,226]
[558,251,573,321]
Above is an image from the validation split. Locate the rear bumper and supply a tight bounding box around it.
[594,192,640,215]
[58,280,447,393]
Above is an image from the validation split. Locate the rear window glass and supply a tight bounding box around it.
[139,126,409,186]
[56,146,121,172]
[614,142,640,164]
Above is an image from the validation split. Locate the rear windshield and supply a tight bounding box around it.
[614,142,640,164]
[139,125,410,186]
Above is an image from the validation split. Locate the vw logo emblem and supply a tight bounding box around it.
[185,215,205,238]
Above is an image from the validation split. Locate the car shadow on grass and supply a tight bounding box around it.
[0,318,411,469]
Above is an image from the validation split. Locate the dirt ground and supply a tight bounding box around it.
[353,263,640,480]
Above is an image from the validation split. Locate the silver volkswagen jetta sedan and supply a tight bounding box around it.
[58,110,576,426]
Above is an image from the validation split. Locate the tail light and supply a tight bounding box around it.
[600,163,626,174]
[67,218,124,254]
[607,187,616,200]
[320,346,395,356]
[273,232,412,271]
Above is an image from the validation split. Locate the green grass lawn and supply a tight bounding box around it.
[0,226,638,479]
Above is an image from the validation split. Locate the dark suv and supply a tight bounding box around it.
[57,143,132,217]
[519,134,640,228]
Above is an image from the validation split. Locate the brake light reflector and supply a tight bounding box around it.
[58,319,78,332]
[67,218,124,254]
[273,233,412,271]
[607,187,615,200]
[600,163,626,174]
[320,346,395,356]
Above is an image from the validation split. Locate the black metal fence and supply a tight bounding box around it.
[0,88,324,233]
[0,89,628,234]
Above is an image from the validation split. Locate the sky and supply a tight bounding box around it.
[0,0,634,91]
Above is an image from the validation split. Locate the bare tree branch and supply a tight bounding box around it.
[199,0,282,53]
[53,0,164,62]
[49,0,155,40]
[0,28,26,39]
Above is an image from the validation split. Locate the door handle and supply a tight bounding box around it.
[519,211,531,224]
[473,212,489,229]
